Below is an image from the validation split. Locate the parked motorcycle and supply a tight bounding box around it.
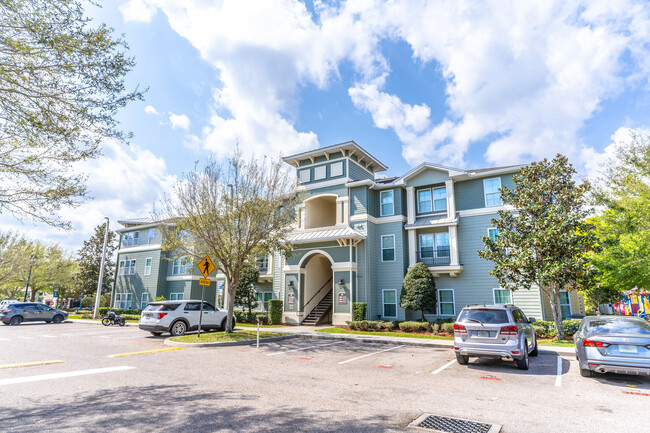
[101,311,126,327]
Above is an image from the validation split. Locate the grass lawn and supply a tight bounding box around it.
[237,323,286,328]
[67,314,138,323]
[537,339,575,347]
[169,330,287,343]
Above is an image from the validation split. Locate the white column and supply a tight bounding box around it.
[449,225,459,266]
[406,186,416,224]
[408,230,417,267]
[445,179,456,217]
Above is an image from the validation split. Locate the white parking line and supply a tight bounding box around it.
[0,338,10,341]
[61,330,137,337]
[267,341,345,356]
[0,366,135,386]
[40,335,56,338]
[113,335,147,340]
[555,356,563,387]
[17,336,34,340]
[432,359,457,375]
[338,345,404,365]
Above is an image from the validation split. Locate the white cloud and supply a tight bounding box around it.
[144,105,160,115]
[169,113,191,131]
[120,0,157,23]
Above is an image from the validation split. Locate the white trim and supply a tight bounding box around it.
[299,169,311,183]
[331,161,344,177]
[404,217,458,230]
[297,249,335,268]
[394,162,464,186]
[417,188,432,214]
[483,177,502,207]
[115,222,159,233]
[437,289,455,316]
[426,265,463,277]
[117,244,162,254]
[169,292,184,301]
[296,177,352,191]
[493,288,512,304]
[380,189,394,216]
[559,290,572,318]
[380,234,396,262]
[349,214,407,224]
[330,262,358,271]
[487,227,498,241]
[166,275,201,281]
[457,205,513,217]
[314,165,326,180]
[141,292,149,309]
[382,289,398,318]
[144,257,152,276]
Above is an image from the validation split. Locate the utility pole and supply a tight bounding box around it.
[23,254,38,302]
[224,183,234,311]
[93,217,110,319]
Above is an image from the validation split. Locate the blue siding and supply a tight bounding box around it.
[350,187,368,216]
[297,158,347,186]
[348,160,374,181]
[408,169,450,187]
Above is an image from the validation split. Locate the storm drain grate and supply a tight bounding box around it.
[409,414,501,433]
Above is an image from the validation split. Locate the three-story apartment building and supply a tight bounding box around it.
[111,141,584,323]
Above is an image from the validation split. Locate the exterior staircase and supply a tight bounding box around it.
[301,290,333,325]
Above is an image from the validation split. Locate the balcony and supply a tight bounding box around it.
[416,250,451,267]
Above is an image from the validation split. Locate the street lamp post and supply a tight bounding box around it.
[224,184,234,310]
[93,218,110,319]
[23,254,38,302]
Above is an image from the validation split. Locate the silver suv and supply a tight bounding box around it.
[453,304,538,370]
[139,300,235,336]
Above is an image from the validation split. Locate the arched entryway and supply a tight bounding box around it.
[300,252,334,325]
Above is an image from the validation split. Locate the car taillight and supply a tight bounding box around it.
[583,339,609,348]
[2,308,14,313]
[157,312,168,320]
[500,325,518,335]
[453,323,467,334]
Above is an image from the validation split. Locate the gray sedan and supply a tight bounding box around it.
[574,316,650,377]
[0,302,68,325]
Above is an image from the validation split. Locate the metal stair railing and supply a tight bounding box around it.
[299,277,333,323]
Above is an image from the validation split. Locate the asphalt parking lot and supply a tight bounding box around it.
[1,322,648,433]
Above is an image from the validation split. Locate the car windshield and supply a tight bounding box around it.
[144,303,180,312]
[458,309,509,324]
[587,320,650,335]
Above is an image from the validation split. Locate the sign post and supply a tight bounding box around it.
[196,255,216,338]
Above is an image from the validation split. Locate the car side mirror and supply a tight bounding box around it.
[529,317,536,323]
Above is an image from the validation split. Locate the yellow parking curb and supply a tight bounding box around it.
[108,347,182,358]
[0,360,66,369]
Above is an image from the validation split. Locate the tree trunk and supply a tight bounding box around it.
[225,277,238,333]
[548,286,566,340]
[420,310,426,321]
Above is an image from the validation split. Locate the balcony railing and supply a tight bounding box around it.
[416,250,451,266]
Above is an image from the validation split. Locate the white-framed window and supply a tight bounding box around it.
[493,288,512,304]
[141,292,149,309]
[559,291,572,319]
[299,169,311,183]
[314,165,326,180]
[380,190,394,216]
[381,235,395,262]
[433,187,447,211]
[331,161,343,177]
[115,293,132,309]
[418,233,450,264]
[144,257,152,276]
[123,232,139,247]
[118,259,136,276]
[256,256,269,272]
[487,227,499,242]
[484,177,502,207]
[171,257,189,275]
[255,292,273,311]
[438,289,455,315]
[417,189,432,213]
[169,293,184,301]
[148,228,156,244]
[382,289,397,318]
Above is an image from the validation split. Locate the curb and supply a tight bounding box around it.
[68,319,138,326]
[301,332,455,349]
[164,334,299,348]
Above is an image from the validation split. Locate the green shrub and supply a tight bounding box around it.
[268,300,283,324]
[155,296,166,301]
[379,321,394,331]
[98,308,143,316]
[233,310,246,323]
[440,323,455,334]
[433,318,454,325]
[431,323,441,334]
[81,313,93,319]
[352,302,367,321]
[122,314,141,321]
[563,320,581,337]
[399,321,430,332]
[255,313,270,325]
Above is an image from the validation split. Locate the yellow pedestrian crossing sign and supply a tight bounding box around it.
[197,255,215,278]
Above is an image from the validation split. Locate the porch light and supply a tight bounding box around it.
[338,279,344,288]
[288,280,295,289]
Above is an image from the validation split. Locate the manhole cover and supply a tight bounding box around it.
[409,414,501,433]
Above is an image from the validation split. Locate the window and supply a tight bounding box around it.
[184,302,201,311]
[435,233,450,258]
[144,258,152,276]
[438,289,455,315]
[256,256,268,272]
[418,233,450,265]
[433,187,447,211]
[122,232,139,247]
[148,228,156,244]
[380,190,394,216]
[299,169,311,183]
[383,289,397,318]
[255,292,273,310]
[511,309,526,323]
[381,235,395,262]
[493,288,512,304]
[487,228,499,242]
[314,165,326,180]
[419,234,434,260]
[169,293,184,301]
[559,291,572,319]
[119,259,136,276]
[331,161,343,177]
[417,189,432,213]
[140,292,149,309]
[172,258,189,275]
[115,293,132,309]
[484,178,502,207]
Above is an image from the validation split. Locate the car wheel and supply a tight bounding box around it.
[170,320,187,336]
[516,340,530,370]
[9,315,22,326]
[580,368,593,377]
[149,331,163,336]
[52,315,63,324]
[455,353,469,365]
[530,335,538,357]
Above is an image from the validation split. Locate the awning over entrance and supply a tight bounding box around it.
[286,226,365,244]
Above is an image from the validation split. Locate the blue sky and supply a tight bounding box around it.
[3,0,650,252]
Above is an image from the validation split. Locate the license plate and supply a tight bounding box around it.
[478,330,490,338]
[619,345,638,354]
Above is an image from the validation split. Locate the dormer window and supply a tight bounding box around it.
[299,169,311,183]
[380,190,394,216]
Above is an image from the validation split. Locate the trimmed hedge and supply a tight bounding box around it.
[398,321,430,332]
[99,308,142,315]
[532,320,581,339]
[346,320,394,331]
[352,303,367,321]
[268,300,283,324]
[440,323,455,334]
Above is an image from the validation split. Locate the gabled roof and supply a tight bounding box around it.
[283,141,387,173]
[394,162,524,185]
